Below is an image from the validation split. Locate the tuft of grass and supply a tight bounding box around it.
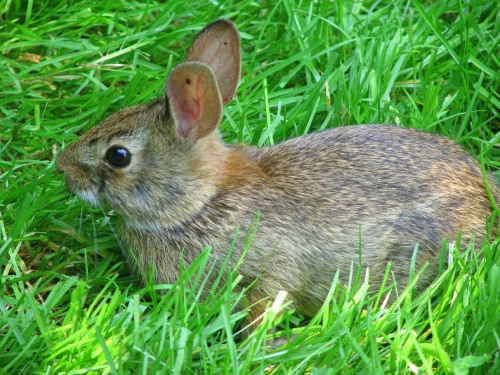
[1,0,499,373]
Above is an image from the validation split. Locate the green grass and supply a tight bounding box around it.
[1,0,500,373]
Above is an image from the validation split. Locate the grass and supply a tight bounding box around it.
[1,0,500,373]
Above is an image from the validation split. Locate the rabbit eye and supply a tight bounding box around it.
[106,146,131,168]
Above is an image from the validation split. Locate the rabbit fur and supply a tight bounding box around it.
[57,19,499,332]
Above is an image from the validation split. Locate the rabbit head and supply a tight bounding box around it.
[57,19,241,229]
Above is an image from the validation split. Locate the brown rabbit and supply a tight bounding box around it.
[57,19,499,334]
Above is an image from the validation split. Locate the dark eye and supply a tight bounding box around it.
[105,146,131,168]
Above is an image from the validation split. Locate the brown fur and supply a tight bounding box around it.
[57,19,499,334]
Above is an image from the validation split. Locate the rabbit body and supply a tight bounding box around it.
[120,121,497,319]
[57,19,498,328]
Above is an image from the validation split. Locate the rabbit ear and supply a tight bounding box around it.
[184,19,241,105]
[166,61,223,142]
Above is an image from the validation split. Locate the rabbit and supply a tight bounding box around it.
[57,19,499,336]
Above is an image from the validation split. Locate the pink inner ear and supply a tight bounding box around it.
[167,62,223,142]
[173,73,207,138]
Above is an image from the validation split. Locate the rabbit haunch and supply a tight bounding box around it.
[57,19,499,331]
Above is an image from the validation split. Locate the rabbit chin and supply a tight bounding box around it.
[75,188,101,207]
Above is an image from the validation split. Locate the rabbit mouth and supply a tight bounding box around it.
[74,188,101,207]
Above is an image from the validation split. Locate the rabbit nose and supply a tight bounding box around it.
[56,149,70,173]
[56,155,65,172]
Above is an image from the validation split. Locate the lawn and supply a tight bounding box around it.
[1,0,500,373]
